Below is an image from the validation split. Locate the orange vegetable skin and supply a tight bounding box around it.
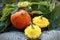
[11,10,31,29]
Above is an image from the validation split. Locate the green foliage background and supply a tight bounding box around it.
[0,0,60,32]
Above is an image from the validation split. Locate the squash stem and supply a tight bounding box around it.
[41,15,43,19]
[30,22,34,29]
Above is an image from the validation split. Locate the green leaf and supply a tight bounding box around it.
[2,0,17,5]
[48,5,60,30]
[0,7,3,16]
[0,22,5,32]
[0,22,5,27]
[49,3,55,12]
[0,7,15,22]
[27,0,43,2]
[0,17,11,32]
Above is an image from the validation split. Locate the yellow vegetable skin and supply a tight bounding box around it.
[24,25,41,39]
[32,16,50,28]
[30,11,42,15]
[18,1,29,8]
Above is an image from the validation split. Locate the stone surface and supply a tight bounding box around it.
[40,30,60,40]
[0,31,28,40]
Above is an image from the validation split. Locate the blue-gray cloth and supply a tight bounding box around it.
[0,31,28,40]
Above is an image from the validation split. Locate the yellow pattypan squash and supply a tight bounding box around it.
[24,25,41,39]
[18,1,29,8]
[32,16,50,28]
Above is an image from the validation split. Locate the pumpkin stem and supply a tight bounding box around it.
[21,11,25,15]
[21,12,25,14]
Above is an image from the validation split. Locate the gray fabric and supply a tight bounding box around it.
[40,30,60,40]
[0,31,27,40]
[0,24,60,40]
[0,30,60,40]
[39,24,60,40]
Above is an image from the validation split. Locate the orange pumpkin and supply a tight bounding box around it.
[11,10,31,29]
